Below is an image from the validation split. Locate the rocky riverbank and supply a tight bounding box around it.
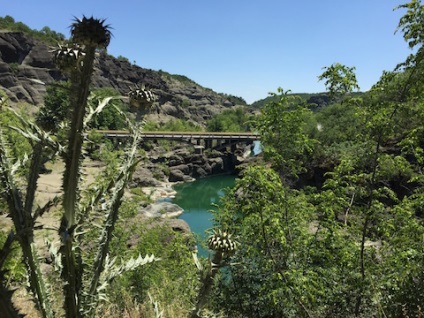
[126,140,256,225]
[0,140,257,240]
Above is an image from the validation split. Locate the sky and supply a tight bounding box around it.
[2,0,414,103]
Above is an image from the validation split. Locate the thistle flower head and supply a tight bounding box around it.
[71,16,112,49]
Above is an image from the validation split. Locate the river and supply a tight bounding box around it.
[170,140,260,256]
[171,174,236,256]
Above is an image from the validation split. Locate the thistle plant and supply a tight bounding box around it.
[0,112,60,318]
[190,229,238,318]
[0,16,157,318]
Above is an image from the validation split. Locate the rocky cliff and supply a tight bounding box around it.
[0,31,237,124]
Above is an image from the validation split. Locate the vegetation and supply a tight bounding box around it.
[206,108,253,132]
[218,93,247,106]
[116,55,130,63]
[37,83,128,132]
[0,16,157,318]
[144,118,203,132]
[207,1,424,317]
[158,70,201,86]
[0,15,66,45]
[318,63,360,99]
[1,1,424,317]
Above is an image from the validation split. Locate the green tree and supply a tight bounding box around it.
[211,2,424,316]
[206,108,252,132]
[37,83,127,132]
[36,81,71,132]
[211,165,361,317]
[318,63,360,99]
[256,88,315,180]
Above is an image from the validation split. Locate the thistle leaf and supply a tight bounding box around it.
[101,253,159,283]
[84,93,123,128]
[193,252,203,271]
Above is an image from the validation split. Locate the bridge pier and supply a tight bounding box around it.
[231,142,237,153]
[205,139,213,149]
[194,145,204,154]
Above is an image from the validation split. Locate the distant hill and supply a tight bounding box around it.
[251,91,364,110]
[0,16,247,126]
[251,92,329,109]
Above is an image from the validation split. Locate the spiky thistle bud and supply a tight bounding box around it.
[71,16,111,49]
[207,229,238,257]
[128,84,155,111]
[51,43,85,72]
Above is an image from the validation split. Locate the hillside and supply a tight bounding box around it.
[0,30,244,126]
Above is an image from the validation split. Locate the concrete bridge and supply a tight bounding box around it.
[96,130,260,152]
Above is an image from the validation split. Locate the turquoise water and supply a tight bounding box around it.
[172,174,236,256]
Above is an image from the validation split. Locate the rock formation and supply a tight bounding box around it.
[0,31,239,124]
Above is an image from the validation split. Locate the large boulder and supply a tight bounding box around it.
[129,166,162,188]
[143,202,184,218]
[169,168,193,182]
[165,219,191,234]
[208,157,224,174]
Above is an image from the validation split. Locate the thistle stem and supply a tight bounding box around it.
[60,46,96,318]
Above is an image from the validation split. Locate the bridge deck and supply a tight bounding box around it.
[96,130,260,141]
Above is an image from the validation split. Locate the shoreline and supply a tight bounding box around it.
[139,179,188,218]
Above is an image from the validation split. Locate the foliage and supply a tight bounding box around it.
[87,88,128,130]
[145,118,203,132]
[255,88,315,180]
[218,93,247,106]
[318,63,360,99]
[36,81,71,132]
[396,0,424,49]
[116,55,129,62]
[206,108,252,132]
[208,2,424,317]
[37,83,127,132]
[313,100,363,147]
[158,70,200,86]
[0,15,66,45]
[0,104,32,165]
[250,92,328,109]
[211,166,360,317]
[102,195,198,317]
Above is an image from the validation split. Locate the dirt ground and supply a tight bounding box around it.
[1,159,102,231]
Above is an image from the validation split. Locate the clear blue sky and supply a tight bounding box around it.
[2,0,413,103]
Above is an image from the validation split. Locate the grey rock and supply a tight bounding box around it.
[165,219,191,234]
[168,154,185,167]
[170,164,190,174]
[208,157,224,174]
[130,166,162,188]
[169,169,185,182]
[0,31,245,123]
[143,202,183,218]
[194,166,207,178]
